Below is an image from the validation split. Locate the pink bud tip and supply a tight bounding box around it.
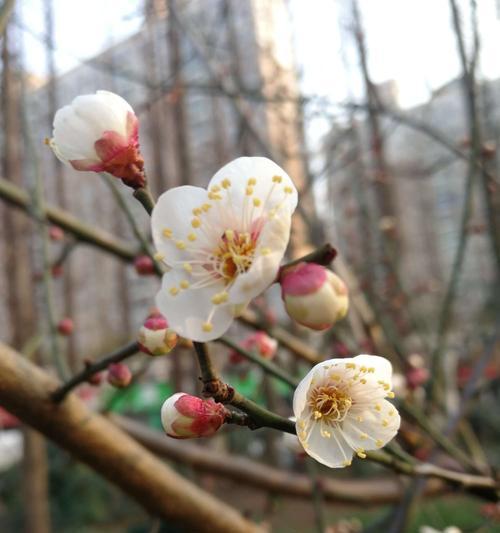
[280,262,327,297]
[134,255,155,276]
[107,363,132,388]
[161,393,226,439]
[51,265,64,278]
[138,311,177,356]
[87,372,103,386]
[49,226,65,241]
[57,318,74,336]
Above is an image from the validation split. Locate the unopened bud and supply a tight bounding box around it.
[87,372,103,386]
[134,255,155,276]
[51,264,64,278]
[229,331,277,364]
[406,367,429,390]
[138,311,178,356]
[57,317,74,336]
[161,393,226,439]
[280,263,348,331]
[107,362,132,388]
[50,91,145,188]
[49,226,64,241]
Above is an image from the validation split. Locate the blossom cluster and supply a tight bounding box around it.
[51,90,400,468]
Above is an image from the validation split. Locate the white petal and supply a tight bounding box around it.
[228,208,292,304]
[352,354,394,387]
[342,400,400,451]
[155,269,233,342]
[151,186,216,266]
[293,358,353,418]
[53,106,101,161]
[208,156,298,215]
[299,417,354,468]
[71,92,129,138]
[161,392,185,434]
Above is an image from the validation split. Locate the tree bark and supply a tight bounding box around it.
[0,342,261,533]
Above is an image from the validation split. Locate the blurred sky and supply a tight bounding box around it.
[17,0,500,107]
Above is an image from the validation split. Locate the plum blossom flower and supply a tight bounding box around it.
[152,157,298,341]
[161,393,227,439]
[50,90,145,187]
[293,354,400,468]
[280,262,348,331]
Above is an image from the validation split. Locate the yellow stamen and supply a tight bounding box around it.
[247,177,257,186]
[222,178,231,189]
[176,240,186,250]
[272,175,282,183]
[183,263,193,273]
[192,208,202,216]
[202,322,213,332]
[245,186,253,196]
[180,280,189,289]
[253,197,261,207]
[162,228,173,238]
[153,252,164,261]
[191,218,201,228]
[169,287,179,296]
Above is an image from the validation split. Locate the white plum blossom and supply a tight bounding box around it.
[50,90,145,187]
[293,354,400,468]
[151,157,298,341]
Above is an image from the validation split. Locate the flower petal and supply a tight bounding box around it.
[228,208,292,304]
[155,269,232,342]
[151,186,215,266]
[352,354,393,385]
[299,417,354,468]
[342,400,400,451]
[208,156,298,216]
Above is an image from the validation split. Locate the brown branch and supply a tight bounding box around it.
[51,341,140,402]
[0,176,138,261]
[0,341,261,533]
[112,414,447,505]
[193,342,296,434]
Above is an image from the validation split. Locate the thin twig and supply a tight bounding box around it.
[51,341,139,402]
[217,336,299,388]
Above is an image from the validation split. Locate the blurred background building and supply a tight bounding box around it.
[2,0,309,360]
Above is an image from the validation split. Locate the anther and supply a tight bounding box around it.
[222,178,231,189]
[153,252,164,261]
[162,228,173,238]
[183,263,193,273]
[247,177,257,186]
[176,240,186,250]
[180,280,189,289]
[202,322,213,332]
[188,233,197,242]
[253,198,261,207]
[272,175,282,183]
[245,186,253,196]
[191,218,201,228]
[169,287,179,296]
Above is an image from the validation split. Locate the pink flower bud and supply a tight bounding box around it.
[229,331,278,364]
[57,317,74,336]
[51,264,64,278]
[49,226,64,241]
[161,393,226,439]
[107,363,132,388]
[406,367,429,390]
[134,255,155,276]
[50,91,145,188]
[87,372,103,386]
[280,263,349,331]
[138,311,178,356]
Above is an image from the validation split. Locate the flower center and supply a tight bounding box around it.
[213,229,257,283]
[308,385,352,422]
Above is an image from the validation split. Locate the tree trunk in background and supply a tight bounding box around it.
[2,21,52,533]
[44,0,76,370]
